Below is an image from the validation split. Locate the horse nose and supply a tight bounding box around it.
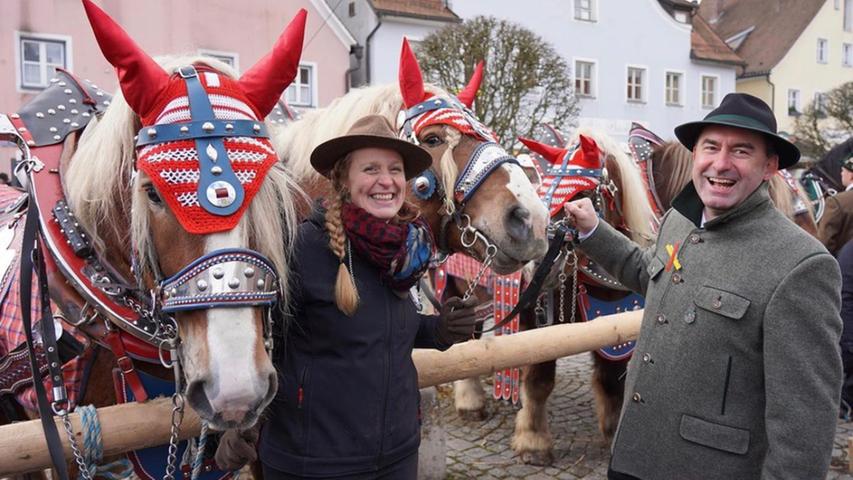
[505,206,532,242]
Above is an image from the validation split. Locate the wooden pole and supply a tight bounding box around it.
[0,309,643,476]
[414,309,642,387]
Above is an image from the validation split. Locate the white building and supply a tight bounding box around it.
[325,0,460,88]
[451,0,743,142]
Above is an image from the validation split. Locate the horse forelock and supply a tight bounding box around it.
[573,128,655,245]
[65,54,301,303]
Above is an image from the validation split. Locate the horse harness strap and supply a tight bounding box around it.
[19,196,71,480]
[480,223,570,334]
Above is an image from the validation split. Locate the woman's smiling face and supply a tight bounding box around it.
[345,147,407,219]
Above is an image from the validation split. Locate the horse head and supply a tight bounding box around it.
[397,40,548,274]
[67,0,307,429]
[520,129,655,289]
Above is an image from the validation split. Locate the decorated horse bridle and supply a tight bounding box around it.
[399,94,519,274]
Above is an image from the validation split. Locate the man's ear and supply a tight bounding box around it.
[763,154,780,181]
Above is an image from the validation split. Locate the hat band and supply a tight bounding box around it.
[704,113,772,133]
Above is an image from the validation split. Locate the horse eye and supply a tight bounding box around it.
[421,134,444,147]
[144,185,162,205]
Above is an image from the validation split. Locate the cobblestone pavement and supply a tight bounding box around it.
[437,355,853,479]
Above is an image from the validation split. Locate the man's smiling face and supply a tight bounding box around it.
[691,125,779,221]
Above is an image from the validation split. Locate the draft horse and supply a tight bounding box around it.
[0,2,305,478]
[274,40,550,277]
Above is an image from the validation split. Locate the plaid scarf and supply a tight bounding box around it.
[341,202,433,291]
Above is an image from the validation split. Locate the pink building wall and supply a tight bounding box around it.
[0,0,352,114]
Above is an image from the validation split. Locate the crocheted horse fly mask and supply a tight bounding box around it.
[82,0,306,234]
[519,135,603,217]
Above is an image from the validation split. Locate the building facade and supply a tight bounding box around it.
[450,0,741,142]
[701,0,853,135]
[325,0,460,88]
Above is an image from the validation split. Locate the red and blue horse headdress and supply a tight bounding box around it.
[82,0,306,234]
[519,135,603,217]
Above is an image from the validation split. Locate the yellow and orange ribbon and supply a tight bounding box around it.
[665,242,681,271]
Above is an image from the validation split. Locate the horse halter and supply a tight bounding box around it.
[133,65,280,315]
[399,94,519,263]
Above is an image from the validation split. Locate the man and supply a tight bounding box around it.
[818,156,853,256]
[566,93,842,480]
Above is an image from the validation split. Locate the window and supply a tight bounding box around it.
[574,0,596,21]
[574,60,595,97]
[285,64,315,107]
[817,38,829,63]
[814,92,827,117]
[701,75,717,108]
[846,0,853,31]
[348,2,356,17]
[836,0,841,9]
[787,89,801,115]
[16,33,70,90]
[665,71,683,105]
[626,67,646,103]
[844,43,853,67]
[199,50,239,72]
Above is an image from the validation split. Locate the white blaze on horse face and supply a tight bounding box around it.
[503,163,549,234]
[202,225,274,423]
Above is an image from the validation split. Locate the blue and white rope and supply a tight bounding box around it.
[76,404,134,480]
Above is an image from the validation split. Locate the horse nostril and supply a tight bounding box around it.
[506,206,532,241]
[186,379,213,417]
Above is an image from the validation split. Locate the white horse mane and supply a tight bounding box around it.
[64,54,302,298]
[571,128,656,245]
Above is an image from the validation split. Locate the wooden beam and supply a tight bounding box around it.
[0,309,643,476]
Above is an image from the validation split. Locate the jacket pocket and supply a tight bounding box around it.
[679,414,750,455]
[694,285,750,320]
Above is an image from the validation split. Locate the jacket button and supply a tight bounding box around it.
[684,309,696,324]
[642,353,652,363]
[632,392,643,403]
[656,314,667,325]
[690,233,701,244]
[712,297,722,309]
[671,273,682,284]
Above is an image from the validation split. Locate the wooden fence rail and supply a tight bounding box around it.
[0,309,643,476]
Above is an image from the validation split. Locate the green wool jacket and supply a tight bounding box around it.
[580,182,842,480]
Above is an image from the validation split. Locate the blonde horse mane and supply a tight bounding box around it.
[573,128,656,245]
[64,54,303,298]
[273,83,461,210]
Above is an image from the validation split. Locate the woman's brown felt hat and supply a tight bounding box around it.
[310,114,432,180]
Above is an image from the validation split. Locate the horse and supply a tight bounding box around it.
[0,2,306,477]
[273,40,549,276]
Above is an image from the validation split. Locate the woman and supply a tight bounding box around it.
[218,114,480,479]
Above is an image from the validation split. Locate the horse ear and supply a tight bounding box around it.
[82,0,169,120]
[577,134,603,168]
[457,60,485,108]
[239,9,307,118]
[399,39,427,108]
[519,137,566,165]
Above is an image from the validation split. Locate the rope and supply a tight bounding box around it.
[190,421,210,480]
[76,404,135,480]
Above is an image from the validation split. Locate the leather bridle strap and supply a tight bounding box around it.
[479,223,570,334]
[20,199,70,480]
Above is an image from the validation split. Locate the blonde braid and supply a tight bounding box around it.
[326,165,360,316]
[439,127,462,215]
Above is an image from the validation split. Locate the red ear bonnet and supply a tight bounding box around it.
[82,0,308,234]
[457,61,485,108]
[399,39,428,108]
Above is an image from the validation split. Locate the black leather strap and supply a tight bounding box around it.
[21,202,70,480]
[480,224,570,334]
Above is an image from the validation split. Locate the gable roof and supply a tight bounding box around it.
[691,13,745,66]
[368,0,460,22]
[698,0,825,77]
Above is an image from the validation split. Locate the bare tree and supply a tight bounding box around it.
[415,16,579,146]
[793,81,853,159]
